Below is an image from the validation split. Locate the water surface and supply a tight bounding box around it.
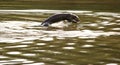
[0,10,120,65]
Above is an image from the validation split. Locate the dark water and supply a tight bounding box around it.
[0,0,120,65]
[0,10,120,65]
[0,0,120,11]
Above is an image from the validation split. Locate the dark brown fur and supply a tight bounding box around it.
[41,13,79,26]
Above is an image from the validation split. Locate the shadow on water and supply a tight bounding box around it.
[0,10,120,65]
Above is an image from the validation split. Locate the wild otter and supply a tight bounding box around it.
[41,13,80,26]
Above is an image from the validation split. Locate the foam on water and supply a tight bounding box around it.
[0,20,119,43]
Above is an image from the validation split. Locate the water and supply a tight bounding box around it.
[0,9,120,65]
[0,0,120,11]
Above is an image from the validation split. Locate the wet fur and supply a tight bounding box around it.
[41,13,79,26]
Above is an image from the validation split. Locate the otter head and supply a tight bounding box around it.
[67,14,80,23]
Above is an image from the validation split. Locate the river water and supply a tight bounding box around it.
[0,10,120,65]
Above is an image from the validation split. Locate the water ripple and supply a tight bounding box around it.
[0,10,120,65]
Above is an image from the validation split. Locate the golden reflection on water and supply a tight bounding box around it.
[0,10,120,65]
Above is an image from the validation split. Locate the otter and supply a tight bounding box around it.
[41,13,80,26]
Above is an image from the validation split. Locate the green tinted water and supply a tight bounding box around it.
[0,0,120,11]
[0,0,120,65]
[0,10,120,65]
